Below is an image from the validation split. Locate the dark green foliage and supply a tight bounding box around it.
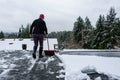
[102,7,119,49]
[84,17,93,30]
[7,33,17,38]
[48,31,73,47]
[0,31,4,39]
[73,7,120,49]
[48,32,57,38]
[73,16,85,42]
[18,24,30,38]
[83,31,94,49]
[115,18,120,38]
[104,7,119,48]
[91,15,106,49]
[84,7,120,49]
[83,17,93,48]
[49,31,72,43]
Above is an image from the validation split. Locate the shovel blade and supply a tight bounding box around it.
[44,50,55,56]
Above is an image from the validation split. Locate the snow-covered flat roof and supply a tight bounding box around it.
[63,49,120,51]
[0,38,58,50]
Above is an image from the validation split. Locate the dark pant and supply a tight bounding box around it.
[32,34,44,55]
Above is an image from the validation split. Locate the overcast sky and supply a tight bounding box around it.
[0,0,120,33]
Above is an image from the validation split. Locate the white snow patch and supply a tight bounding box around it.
[56,74,65,78]
[0,38,58,50]
[59,55,120,80]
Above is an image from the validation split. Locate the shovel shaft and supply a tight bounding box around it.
[44,38,55,56]
[47,38,50,50]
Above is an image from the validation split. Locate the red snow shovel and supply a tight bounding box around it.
[44,38,55,56]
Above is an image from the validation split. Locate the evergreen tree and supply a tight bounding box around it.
[84,17,93,30]
[91,15,106,49]
[7,33,17,38]
[83,17,94,48]
[0,31,4,39]
[115,18,120,37]
[48,32,57,38]
[73,16,85,43]
[84,17,93,37]
[91,7,120,49]
[24,24,30,38]
[48,31,73,48]
[104,7,118,48]
[21,25,24,38]
[18,24,30,38]
[18,28,22,38]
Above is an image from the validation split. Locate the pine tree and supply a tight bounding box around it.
[91,7,119,49]
[83,17,94,48]
[0,31,4,39]
[84,17,93,30]
[104,7,118,48]
[24,24,30,38]
[48,32,57,38]
[73,16,85,43]
[91,15,106,49]
[18,24,30,38]
[18,28,22,38]
[7,33,17,38]
[21,25,24,38]
[115,18,120,38]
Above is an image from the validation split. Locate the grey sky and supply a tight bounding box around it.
[0,0,120,33]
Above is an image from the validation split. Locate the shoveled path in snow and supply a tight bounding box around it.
[0,50,65,80]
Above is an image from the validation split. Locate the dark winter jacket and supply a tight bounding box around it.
[30,18,48,34]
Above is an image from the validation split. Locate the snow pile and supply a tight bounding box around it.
[81,66,97,74]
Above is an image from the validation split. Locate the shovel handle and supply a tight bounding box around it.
[47,38,50,50]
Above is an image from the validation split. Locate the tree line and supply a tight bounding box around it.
[0,24,30,39]
[49,7,120,49]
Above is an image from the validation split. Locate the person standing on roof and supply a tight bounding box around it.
[30,14,48,59]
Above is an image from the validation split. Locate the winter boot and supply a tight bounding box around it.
[32,53,36,59]
[32,46,37,59]
[39,47,44,58]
